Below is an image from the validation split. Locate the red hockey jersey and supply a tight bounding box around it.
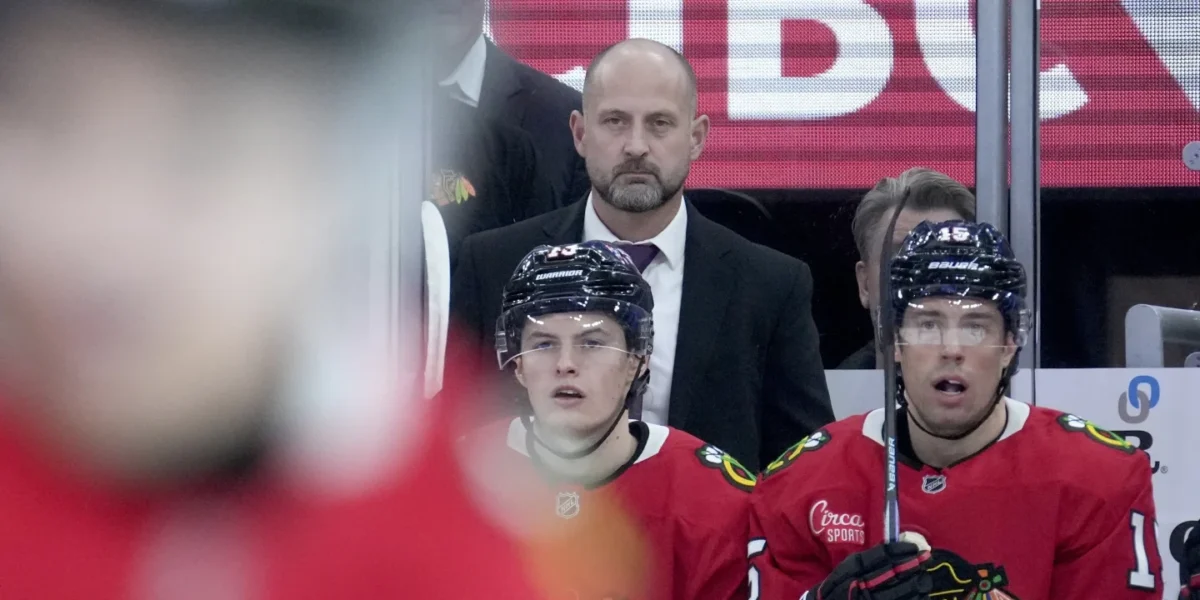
[750,398,1163,600]
[466,418,754,600]
[0,394,544,600]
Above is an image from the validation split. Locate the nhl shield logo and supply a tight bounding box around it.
[922,474,947,494]
[556,491,580,519]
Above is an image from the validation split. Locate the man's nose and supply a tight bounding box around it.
[623,126,650,158]
[555,346,580,374]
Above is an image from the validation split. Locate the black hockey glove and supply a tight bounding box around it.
[1181,524,1200,600]
[802,541,932,600]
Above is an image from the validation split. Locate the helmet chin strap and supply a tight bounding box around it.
[521,355,649,461]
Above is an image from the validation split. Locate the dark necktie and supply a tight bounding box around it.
[614,242,661,272]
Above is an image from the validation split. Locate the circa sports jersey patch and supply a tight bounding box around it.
[695,445,756,492]
[808,499,865,545]
[925,549,1020,599]
[1057,414,1135,454]
[763,429,831,476]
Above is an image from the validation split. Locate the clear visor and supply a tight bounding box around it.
[896,298,1027,348]
[496,304,650,371]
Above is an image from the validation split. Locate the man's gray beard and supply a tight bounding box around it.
[597,179,680,214]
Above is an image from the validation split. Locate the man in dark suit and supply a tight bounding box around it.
[450,39,833,472]
[429,94,555,271]
[432,0,589,208]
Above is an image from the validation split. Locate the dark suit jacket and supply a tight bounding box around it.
[480,39,589,209]
[449,199,835,472]
[837,340,878,369]
[430,98,555,272]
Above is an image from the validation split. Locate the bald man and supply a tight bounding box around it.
[450,39,833,472]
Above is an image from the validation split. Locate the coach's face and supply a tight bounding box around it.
[895,297,1016,438]
[570,44,708,213]
[0,6,336,482]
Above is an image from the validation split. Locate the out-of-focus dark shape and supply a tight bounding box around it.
[0,3,556,598]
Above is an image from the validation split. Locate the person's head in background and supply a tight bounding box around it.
[570,39,709,242]
[852,168,977,360]
[429,0,487,78]
[0,2,381,487]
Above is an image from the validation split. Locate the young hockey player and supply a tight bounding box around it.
[749,220,1163,599]
[465,240,752,600]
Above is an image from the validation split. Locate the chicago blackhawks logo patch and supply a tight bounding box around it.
[764,429,831,476]
[1057,414,1135,454]
[431,169,476,206]
[696,445,755,492]
[926,549,1020,599]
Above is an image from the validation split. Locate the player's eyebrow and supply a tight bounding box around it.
[908,308,947,319]
[958,310,1002,323]
[573,326,616,341]
[525,331,561,343]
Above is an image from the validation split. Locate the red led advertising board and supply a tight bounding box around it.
[489,0,1200,188]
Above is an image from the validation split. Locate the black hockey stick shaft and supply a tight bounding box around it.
[877,188,912,544]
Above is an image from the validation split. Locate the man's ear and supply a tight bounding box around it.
[689,114,710,161]
[1000,332,1018,371]
[569,110,586,157]
[513,357,526,387]
[855,260,870,309]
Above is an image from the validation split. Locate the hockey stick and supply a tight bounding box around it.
[876,188,912,544]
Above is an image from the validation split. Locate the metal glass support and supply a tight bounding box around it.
[1010,0,1040,375]
[975,0,1009,233]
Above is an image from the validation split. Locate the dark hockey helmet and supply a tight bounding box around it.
[889,220,1030,361]
[495,241,655,372]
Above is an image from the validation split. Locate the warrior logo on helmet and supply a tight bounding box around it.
[925,549,1021,599]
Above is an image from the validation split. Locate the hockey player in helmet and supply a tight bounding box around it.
[468,240,753,600]
[749,221,1162,600]
[495,240,655,462]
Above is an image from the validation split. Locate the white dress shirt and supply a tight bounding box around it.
[582,193,687,426]
[438,34,487,107]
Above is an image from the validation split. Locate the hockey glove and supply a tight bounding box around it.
[801,541,932,600]
[1181,524,1200,600]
